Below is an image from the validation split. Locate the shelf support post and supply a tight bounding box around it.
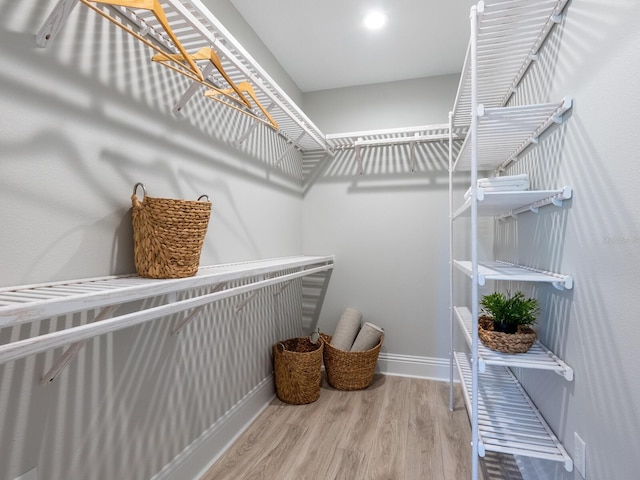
[36,0,80,47]
[172,282,227,335]
[275,131,306,166]
[40,304,118,385]
[234,101,276,147]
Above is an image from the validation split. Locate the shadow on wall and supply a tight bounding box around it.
[0,1,304,183]
[496,2,640,478]
[0,275,306,480]
[302,138,463,195]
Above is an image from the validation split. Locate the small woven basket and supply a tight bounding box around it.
[131,183,211,279]
[320,333,383,391]
[478,316,536,354]
[273,336,324,405]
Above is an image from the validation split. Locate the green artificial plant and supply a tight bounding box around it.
[480,291,539,331]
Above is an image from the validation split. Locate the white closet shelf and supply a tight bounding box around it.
[453,186,572,219]
[454,307,573,380]
[454,260,573,290]
[37,0,327,154]
[0,256,334,369]
[453,0,570,126]
[455,352,573,471]
[326,124,466,150]
[453,98,573,172]
[0,255,334,328]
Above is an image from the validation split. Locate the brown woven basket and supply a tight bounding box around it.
[478,316,536,354]
[131,183,211,279]
[320,333,383,391]
[273,336,324,405]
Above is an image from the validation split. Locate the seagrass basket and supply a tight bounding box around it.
[273,336,324,405]
[320,333,383,390]
[131,183,211,279]
[478,316,536,354]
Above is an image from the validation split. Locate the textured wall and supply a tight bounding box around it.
[301,74,462,359]
[498,1,640,479]
[0,1,306,479]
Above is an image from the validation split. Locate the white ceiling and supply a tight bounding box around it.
[228,0,476,93]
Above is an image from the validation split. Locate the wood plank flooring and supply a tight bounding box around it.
[200,375,523,480]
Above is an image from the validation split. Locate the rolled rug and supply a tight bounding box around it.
[351,322,384,351]
[331,307,363,351]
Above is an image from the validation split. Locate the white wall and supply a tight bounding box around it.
[302,74,461,364]
[0,1,307,479]
[303,75,459,132]
[498,2,640,479]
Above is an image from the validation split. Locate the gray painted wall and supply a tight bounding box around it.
[499,2,640,479]
[301,74,461,358]
[0,1,306,479]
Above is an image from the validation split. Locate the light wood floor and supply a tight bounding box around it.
[200,375,523,480]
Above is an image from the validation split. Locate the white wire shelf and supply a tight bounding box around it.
[0,256,334,371]
[455,352,573,471]
[326,124,467,150]
[452,0,570,127]
[454,307,573,380]
[452,186,572,219]
[37,0,327,153]
[0,256,334,329]
[454,260,573,290]
[453,98,572,172]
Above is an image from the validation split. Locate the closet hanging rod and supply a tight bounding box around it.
[77,0,278,129]
[183,0,327,149]
[353,133,461,148]
[36,0,328,152]
[0,263,333,366]
[326,123,452,140]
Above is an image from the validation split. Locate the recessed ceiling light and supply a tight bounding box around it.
[363,11,387,30]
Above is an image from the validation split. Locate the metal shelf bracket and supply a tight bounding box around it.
[40,304,118,385]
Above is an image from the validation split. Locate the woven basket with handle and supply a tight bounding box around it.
[320,333,383,390]
[273,336,324,405]
[131,183,211,279]
[478,315,536,354]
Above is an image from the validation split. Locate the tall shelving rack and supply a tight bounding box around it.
[448,1,575,478]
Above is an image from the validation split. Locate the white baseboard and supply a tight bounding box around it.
[152,376,276,480]
[154,354,455,480]
[378,353,455,382]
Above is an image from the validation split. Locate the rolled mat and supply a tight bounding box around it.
[351,322,384,351]
[331,307,362,351]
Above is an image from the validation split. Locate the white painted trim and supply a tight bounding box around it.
[378,353,458,382]
[152,376,276,480]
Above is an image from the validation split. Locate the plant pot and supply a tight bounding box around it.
[493,321,518,334]
[478,316,536,354]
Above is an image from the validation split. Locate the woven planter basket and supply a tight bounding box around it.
[273,336,324,405]
[478,316,536,354]
[131,183,211,279]
[320,333,383,391]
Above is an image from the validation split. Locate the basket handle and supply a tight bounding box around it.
[131,182,146,208]
[310,328,321,344]
[198,194,210,202]
[276,342,286,352]
[133,182,146,198]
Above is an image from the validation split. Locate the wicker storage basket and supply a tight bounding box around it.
[131,183,211,279]
[273,336,324,405]
[478,316,536,354]
[320,333,383,390]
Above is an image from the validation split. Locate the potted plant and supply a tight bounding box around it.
[478,291,539,353]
